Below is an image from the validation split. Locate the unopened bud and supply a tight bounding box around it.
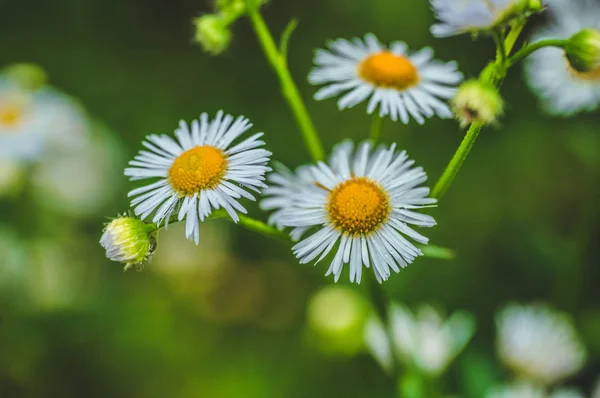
[452,80,504,128]
[565,29,600,74]
[2,63,47,90]
[306,286,369,356]
[100,216,157,270]
[215,0,246,15]
[527,0,543,13]
[193,14,232,55]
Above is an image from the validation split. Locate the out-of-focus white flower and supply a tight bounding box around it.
[365,303,476,376]
[263,141,437,283]
[486,382,584,398]
[496,304,587,385]
[309,33,462,124]
[125,111,271,244]
[30,123,124,217]
[524,1,600,115]
[430,0,540,38]
[0,78,89,162]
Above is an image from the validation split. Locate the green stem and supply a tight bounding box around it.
[369,114,383,144]
[504,20,526,55]
[237,213,290,243]
[492,30,507,64]
[248,10,325,162]
[506,39,568,67]
[431,123,484,199]
[431,20,527,200]
[158,210,289,243]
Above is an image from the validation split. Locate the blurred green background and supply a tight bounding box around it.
[0,0,599,397]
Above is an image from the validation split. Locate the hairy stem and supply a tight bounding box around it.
[431,20,527,200]
[248,10,325,162]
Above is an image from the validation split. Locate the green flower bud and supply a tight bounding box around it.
[527,0,543,13]
[306,286,370,357]
[215,0,246,15]
[2,63,47,90]
[193,14,232,55]
[565,29,600,74]
[100,216,157,270]
[452,79,504,128]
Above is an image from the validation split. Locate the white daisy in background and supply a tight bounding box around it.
[496,304,587,385]
[259,163,315,241]
[308,33,463,124]
[125,111,271,244]
[486,383,585,398]
[524,0,600,115]
[0,77,89,162]
[365,303,476,375]
[430,0,534,38]
[264,141,437,283]
[0,78,52,161]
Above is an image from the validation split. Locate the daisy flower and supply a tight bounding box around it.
[430,0,533,38]
[496,304,587,385]
[0,78,79,162]
[125,111,271,244]
[308,33,463,124]
[486,383,584,398]
[365,303,475,376]
[265,140,437,283]
[524,0,600,115]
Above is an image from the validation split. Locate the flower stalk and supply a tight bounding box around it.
[432,20,529,200]
[248,9,325,162]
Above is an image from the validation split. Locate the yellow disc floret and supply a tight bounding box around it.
[327,177,390,235]
[168,145,228,195]
[0,105,22,127]
[359,51,420,90]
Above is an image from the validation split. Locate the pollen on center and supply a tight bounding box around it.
[327,177,390,235]
[0,104,23,127]
[358,51,420,90]
[168,145,228,196]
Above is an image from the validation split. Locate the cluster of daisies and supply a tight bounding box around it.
[364,302,591,398]
[102,0,600,283]
[111,108,440,282]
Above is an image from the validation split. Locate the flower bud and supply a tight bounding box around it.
[306,286,369,356]
[452,80,504,128]
[527,0,543,13]
[193,14,232,55]
[2,63,47,90]
[100,216,157,270]
[215,0,246,15]
[565,29,600,74]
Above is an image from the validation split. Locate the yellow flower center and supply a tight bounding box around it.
[359,51,420,90]
[571,65,600,81]
[168,145,228,196]
[0,99,24,128]
[326,177,390,235]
